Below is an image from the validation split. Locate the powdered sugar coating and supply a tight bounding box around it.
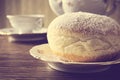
[49,12,120,35]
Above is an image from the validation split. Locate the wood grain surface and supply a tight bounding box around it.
[0,36,120,80]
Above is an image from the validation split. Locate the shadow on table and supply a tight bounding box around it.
[13,38,48,45]
[47,64,120,80]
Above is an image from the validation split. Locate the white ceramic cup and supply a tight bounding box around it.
[7,15,44,33]
[62,0,106,15]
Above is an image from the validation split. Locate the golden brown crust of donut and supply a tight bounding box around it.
[52,50,118,62]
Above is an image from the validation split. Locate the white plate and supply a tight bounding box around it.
[30,44,120,73]
[0,28,47,42]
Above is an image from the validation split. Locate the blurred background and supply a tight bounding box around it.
[0,0,57,28]
[0,0,120,29]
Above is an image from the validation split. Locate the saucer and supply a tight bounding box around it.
[0,28,47,42]
[30,44,120,73]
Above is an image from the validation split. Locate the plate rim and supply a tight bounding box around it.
[29,44,120,66]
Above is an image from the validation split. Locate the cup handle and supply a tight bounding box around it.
[33,18,44,32]
[105,0,116,15]
[36,18,44,28]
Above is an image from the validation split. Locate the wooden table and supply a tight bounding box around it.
[0,36,120,80]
